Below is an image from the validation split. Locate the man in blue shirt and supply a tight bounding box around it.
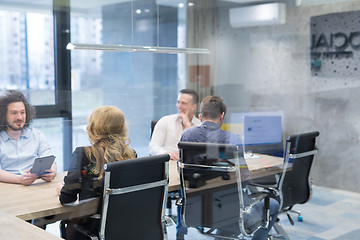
[181,96,242,145]
[180,95,279,240]
[0,90,56,185]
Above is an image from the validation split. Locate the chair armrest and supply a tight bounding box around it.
[247,192,270,209]
[249,182,280,198]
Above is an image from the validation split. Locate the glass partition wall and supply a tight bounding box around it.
[68,0,360,193]
[0,3,55,104]
[69,0,193,157]
[1,0,360,193]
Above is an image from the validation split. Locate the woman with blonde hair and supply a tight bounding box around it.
[57,106,136,239]
[85,105,136,179]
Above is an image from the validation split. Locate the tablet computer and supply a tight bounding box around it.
[30,155,56,176]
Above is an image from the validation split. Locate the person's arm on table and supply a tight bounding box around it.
[149,118,167,155]
[58,170,81,204]
[149,116,181,160]
[56,180,64,196]
[58,148,82,204]
[166,151,179,161]
[0,169,38,186]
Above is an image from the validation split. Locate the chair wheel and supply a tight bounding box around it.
[298,216,303,221]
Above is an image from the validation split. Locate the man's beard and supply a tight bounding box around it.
[7,121,25,131]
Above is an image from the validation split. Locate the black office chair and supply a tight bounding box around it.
[150,120,158,139]
[250,131,319,237]
[279,131,319,222]
[177,141,272,239]
[65,154,170,240]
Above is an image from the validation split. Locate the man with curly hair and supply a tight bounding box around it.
[0,89,56,185]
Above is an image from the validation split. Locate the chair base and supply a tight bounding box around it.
[271,221,290,240]
[166,191,179,225]
[282,208,302,225]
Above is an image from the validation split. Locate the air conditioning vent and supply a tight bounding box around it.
[229,2,286,28]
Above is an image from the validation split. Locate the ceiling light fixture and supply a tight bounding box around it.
[66,43,210,55]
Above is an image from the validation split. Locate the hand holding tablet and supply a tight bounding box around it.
[30,155,56,176]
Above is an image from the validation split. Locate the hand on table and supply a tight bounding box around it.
[56,181,64,196]
[167,151,179,161]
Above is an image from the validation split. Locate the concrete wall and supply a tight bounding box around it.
[215,1,360,192]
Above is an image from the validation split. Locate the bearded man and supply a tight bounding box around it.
[0,89,56,185]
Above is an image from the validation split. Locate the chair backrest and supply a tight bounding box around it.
[177,141,269,239]
[178,142,239,188]
[150,120,158,139]
[100,154,170,240]
[279,131,319,210]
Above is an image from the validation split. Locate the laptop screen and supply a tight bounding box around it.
[228,111,284,156]
[243,115,282,145]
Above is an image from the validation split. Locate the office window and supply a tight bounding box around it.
[70,1,186,156]
[0,0,359,197]
[32,118,64,171]
[0,7,55,105]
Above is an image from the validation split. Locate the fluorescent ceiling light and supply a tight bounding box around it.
[66,43,210,54]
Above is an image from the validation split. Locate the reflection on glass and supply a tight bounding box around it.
[0,5,55,105]
[32,118,63,171]
[178,142,277,239]
[70,1,190,157]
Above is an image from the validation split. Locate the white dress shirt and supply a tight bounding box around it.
[149,114,201,155]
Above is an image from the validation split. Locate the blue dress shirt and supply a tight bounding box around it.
[0,127,52,175]
[180,121,242,145]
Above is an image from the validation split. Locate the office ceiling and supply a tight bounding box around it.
[222,0,357,6]
[0,0,356,11]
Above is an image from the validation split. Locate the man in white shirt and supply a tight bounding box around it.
[149,89,201,160]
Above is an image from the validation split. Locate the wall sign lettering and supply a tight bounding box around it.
[310,11,360,77]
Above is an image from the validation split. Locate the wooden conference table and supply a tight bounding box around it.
[0,154,284,240]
